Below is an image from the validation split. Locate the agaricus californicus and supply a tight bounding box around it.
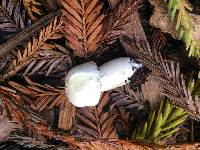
[65,57,143,107]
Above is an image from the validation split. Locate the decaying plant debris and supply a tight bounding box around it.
[0,0,200,149]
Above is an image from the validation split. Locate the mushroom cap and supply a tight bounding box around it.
[65,62,101,107]
[100,57,143,91]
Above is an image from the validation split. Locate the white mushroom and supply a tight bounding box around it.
[100,57,143,91]
[65,57,143,107]
[65,62,101,107]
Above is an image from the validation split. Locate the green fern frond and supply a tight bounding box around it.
[164,0,200,58]
[132,99,188,143]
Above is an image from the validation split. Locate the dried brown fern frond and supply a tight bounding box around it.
[115,107,132,139]
[0,0,31,43]
[2,76,76,131]
[109,84,146,139]
[0,10,61,61]
[77,140,157,150]
[120,12,200,119]
[1,89,47,130]
[60,0,105,57]
[123,37,200,117]
[0,89,77,145]
[0,17,63,82]
[147,27,170,52]
[2,86,199,148]
[76,92,118,139]
[109,84,144,110]
[7,76,64,111]
[44,0,60,11]
[103,0,142,45]
[22,0,42,21]
[18,54,73,76]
